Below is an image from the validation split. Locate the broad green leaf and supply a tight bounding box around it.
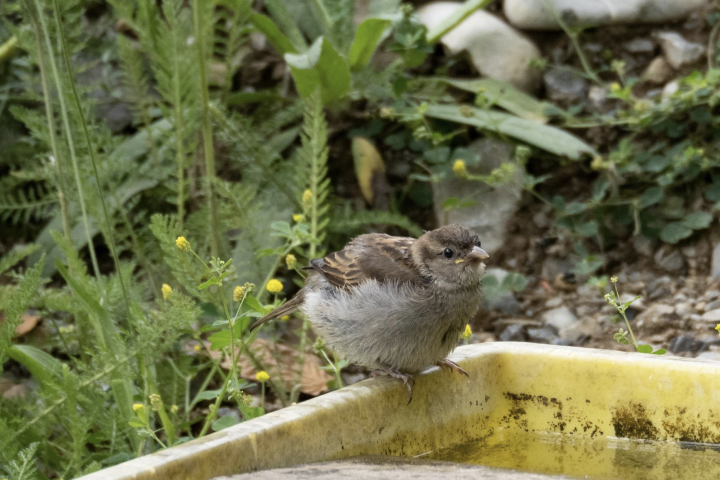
[424,104,596,160]
[636,344,653,354]
[639,186,664,208]
[575,221,599,237]
[285,37,351,104]
[440,78,553,123]
[212,416,238,432]
[129,418,146,428]
[349,18,392,71]
[7,345,62,387]
[264,0,308,51]
[659,222,693,244]
[501,273,528,292]
[426,0,492,43]
[195,389,222,401]
[208,330,232,350]
[622,296,642,310]
[682,211,713,230]
[198,277,218,290]
[651,348,667,355]
[244,295,269,315]
[249,14,297,54]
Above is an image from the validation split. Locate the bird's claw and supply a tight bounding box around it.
[372,368,415,404]
[436,359,469,378]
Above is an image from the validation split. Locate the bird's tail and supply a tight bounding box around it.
[250,288,305,331]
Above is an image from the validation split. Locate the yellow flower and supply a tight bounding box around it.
[611,275,618,284]
[452,159,468,178]
[281,315,290,321]
[462,324,472,340]
[233,286,245,301]
[170,404,179,414]
[176,236,190,251]
[302,189,312,209]
[132,403,144,412]
[715,323,720,334]
[193,344,201,352]
[610,82,621,92]
[286,254,296,269]
[293,214,303,222]
[266,279,283,293]
[256,371,270,382]
[590,156,606,171]
[149,393,162,411]
[161,283,172,299]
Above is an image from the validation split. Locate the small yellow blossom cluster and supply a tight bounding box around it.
[266,279,283,293]
[233,285,245,301]
[301,189,312,210]
[611,275,618,284]
[149,393,163,412]
[281,315,290,321]
[462,324,473,340]
[256,371,270,382]
[716,324,720,334]
[133,403,144,412]
[162,283,173,299]
[293,214,304,222]
[170,405,179,414]
[452,159,468,179]
[175,236,190,252]
[286,254,296,269]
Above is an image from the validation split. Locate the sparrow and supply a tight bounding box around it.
[252,224,489,403]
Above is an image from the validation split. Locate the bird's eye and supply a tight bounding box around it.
[443,248,454,258]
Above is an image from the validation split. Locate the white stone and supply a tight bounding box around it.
[503,0,706,31]
[701,309,720,323]
[643,56,674,84]
[417,2,541,91]
[542,306,578,331]
[545,297,564,308]
[655,32,705,69]
[662,80,679,101]
[712,243,720,279]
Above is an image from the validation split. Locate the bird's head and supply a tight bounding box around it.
[410,224,488,289]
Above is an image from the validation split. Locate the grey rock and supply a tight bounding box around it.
[500,324,526,342]
[559,317,602,343]
[587,86,608,110]
[655,32,705,69]
[690,313,702,323]
[551,338,573,346]
[674,302,692,317]
[541,257,574,280]
[217,407,241,423]
[673,293,688,302]
[696,351,720,361]
[503,0,705,31]
[624,38,655,53]
[700,337,720,352]
[632,235,655,257]
[643,56,674,84]
[527,327,558,344]
[543,68,587,104]
[707,290,720,301]
[669,335,702,353]
[542,306,578,331]
[576,285,598,298]
[417,3,541,91]
[634,304,675,333]
[654,246,684,272]
[701,309,720,323]
[532,210,551,228]
[545,297,563,308]
[712,243,720,279]
[576,305,598,317]
[705,300,720,312]
[432,139,522,255]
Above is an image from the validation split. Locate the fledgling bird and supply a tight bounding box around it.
[252,224,489,403]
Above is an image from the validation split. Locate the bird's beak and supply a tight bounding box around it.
[467,246,489,263]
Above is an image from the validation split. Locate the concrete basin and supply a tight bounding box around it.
[79,343,720,480]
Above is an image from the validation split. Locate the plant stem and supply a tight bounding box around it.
[192,0,221,258]
[198,370,230,438]
[426,0,492,44]
[32,0,100,279]
[615,285,638,347]
[260,382,265,410]
[321,349,343,389]
[30,17,70,239]
[52,0,132,323]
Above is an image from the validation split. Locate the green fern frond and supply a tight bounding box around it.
[0,184,57,225]
[295,91,329,257]
[0,244,41,277]
[0,442,40,480]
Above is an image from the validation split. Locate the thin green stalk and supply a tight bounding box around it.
[321,349,343,389]
[31,0,100,279]
[426,0,492,44]
[198,369,230,437]
[192,0,220,257]
[30,16,70,239]
[260,382,265,409]
[52,0,132,322]
[614,284,638,347]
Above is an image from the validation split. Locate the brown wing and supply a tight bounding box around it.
[309,233,419,288]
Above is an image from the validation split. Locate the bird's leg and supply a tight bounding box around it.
[436,359,469,378]
[371,367,415,404]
